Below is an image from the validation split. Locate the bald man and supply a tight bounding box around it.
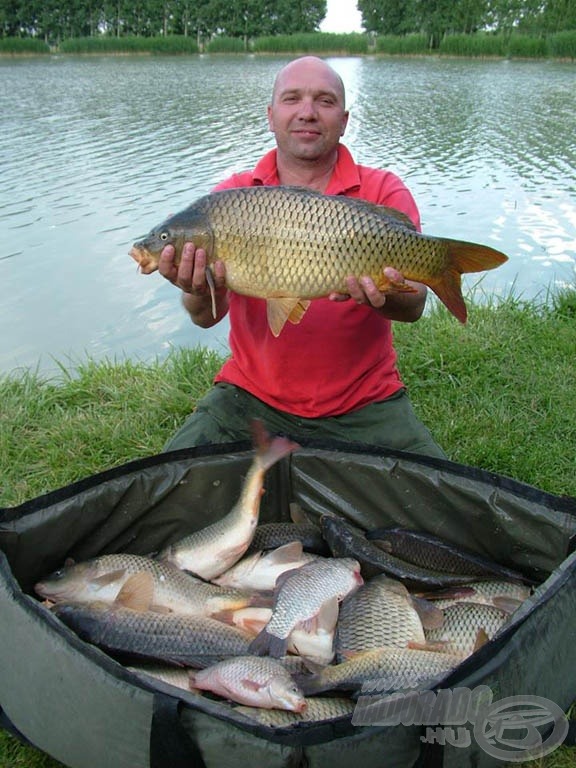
[158,56,445,458]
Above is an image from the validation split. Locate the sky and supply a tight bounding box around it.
[320,0,363,33]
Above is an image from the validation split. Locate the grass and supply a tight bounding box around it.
[1,293,575,766]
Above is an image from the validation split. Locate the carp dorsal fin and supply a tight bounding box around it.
[370,204,418,231]
[266,298,310,337]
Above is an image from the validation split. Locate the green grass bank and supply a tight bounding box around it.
[1,291,575,767]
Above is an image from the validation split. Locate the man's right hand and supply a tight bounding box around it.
[159,242,228,326]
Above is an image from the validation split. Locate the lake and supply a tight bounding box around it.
[1,54,575,375]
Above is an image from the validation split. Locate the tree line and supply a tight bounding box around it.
[360,0,576,46]
[0,0,326,41]
[1,0,575,45]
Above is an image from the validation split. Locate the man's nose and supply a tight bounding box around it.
[297,98,317,119]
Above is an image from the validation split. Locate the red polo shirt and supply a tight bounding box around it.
[211,144,421,418]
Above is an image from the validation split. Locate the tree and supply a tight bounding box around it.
[413,0,454,47]
[358,0,417,35]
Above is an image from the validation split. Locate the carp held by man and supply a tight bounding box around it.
[129,186,508,336]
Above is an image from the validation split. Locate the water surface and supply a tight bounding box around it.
[1,55,574,374]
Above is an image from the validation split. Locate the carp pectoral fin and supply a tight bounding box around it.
[115,572,155,611]
[376,274,419,295]
[266,298,310,337]
[205,266,217,319]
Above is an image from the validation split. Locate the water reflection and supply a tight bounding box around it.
[0,55,574,374]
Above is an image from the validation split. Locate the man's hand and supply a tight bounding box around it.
[158,242,226,296]
[329,266,426,322]
[159,242,228,327]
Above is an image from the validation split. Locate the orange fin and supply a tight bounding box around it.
[375,274,419,295]
[473,628,490,653]
[429,240,508,324]
[492,597,523,614]
[115,572,155,612]
[266,298,310,337]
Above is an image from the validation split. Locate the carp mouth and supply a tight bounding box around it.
[129,245,158,275]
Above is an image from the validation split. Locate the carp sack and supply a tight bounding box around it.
[129,186,509,336]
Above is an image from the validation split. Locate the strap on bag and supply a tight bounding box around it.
[150,693,208,768]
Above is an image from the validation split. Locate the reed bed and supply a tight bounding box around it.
[58,35,199,54]
[0,37,50,54]
[4,31,575,59]
[252,32,368,54]
[375,34,429,55]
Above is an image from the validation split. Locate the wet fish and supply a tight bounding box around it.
[128,665,193,692]
[53,597,252,668]
[191,656,306,712]
[229,605,336,665]
[159,422,299,579]
[418,580,531,613]
[425,602,509,656]
[35,553,266,618]
[247,522,329,556]
[234,696,355,726]
[296,647,462,695]
[249,558,362,658]
[335,575,427,661]
[286,597,338,665]
[366,526,533,584]
[212,541,318,592]
[130,186,508,335]
[320,516,479,589]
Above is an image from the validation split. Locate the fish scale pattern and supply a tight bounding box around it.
[54,603,252,666]
[425,602,508,655]
[335,575,425,660]
[207,186,449,296]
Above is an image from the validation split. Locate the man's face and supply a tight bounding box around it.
[267,59,349,164]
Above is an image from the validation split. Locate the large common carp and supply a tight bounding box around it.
[130,186,508,336]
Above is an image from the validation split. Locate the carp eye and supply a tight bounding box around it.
[160,231,169,241]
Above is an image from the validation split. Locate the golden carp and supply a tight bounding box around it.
[249,557,362,658]
[296,646,462,696]
[129,186,508,336]
[335,574,427,660]
[158,422,299,580]
[425,601,510,656]
[35,553,267,618]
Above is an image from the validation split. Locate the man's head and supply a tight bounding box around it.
[268,56,349,166]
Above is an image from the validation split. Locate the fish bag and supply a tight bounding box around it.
[1,440,575,768]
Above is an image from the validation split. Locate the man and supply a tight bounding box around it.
[159,56,446,458]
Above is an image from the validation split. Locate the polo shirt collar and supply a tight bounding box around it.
[252,144,361,195]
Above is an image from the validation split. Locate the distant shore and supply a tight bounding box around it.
[1,31,575,60]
